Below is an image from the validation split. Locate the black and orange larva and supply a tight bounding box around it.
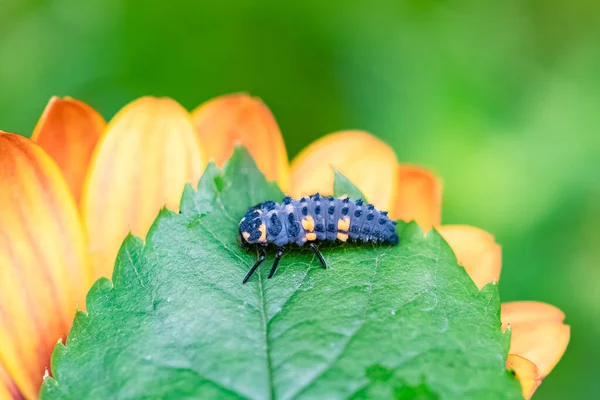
[238,193,399,283]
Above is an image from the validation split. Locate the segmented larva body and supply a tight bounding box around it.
[239,193,399,247]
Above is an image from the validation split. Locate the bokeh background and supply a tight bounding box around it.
[1,0,598,398]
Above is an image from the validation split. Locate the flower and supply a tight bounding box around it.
[0,95,568,399]
[0,93,268,398]
[290,130,570,399]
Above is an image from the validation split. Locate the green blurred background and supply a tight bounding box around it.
[1,0,598,398]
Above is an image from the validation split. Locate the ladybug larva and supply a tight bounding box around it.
[238,193,399,283]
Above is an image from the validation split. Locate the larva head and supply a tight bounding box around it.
[239,208,267,245]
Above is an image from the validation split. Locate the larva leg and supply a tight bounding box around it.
[309,243,327,269]
[243,248,266,283]
[268,247,285,279]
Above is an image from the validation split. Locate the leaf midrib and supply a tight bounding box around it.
[220,179,277,399]
[193,179,428,399]
[288,253,384,399]
[258,267,275,400]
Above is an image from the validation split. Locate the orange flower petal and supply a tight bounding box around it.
[501,301,565,331]
[502,301,570,377]
[191,93,290,192]
[290,130,400,210]
[393,164,442,229]
[0,132,90,399]
[437,225,502,289]
[31,96,106,204]
[82,97,206,280]
[506,354,542,399]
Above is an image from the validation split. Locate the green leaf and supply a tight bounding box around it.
[333,169,366,202]
[41,147,522,400]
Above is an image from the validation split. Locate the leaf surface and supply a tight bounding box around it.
[41,148,522,400]
[333,169,366,201]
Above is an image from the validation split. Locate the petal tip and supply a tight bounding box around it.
[393,163,443,229]
[31,96,106,203]
[291,130,399,211]
[438,225,502,289]
[192,93,289,191]
[502,302,570,379]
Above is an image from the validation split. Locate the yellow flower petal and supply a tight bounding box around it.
[290,130,400,211]
[82,97,206,280]
[31,96,106,204]
[0,132,90,399]
[506,354,542,399]
[437,225,502,289]
[393,164,442,229]
[502,301,570,377]
[191,93,290,192]
[1,361,25,400]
